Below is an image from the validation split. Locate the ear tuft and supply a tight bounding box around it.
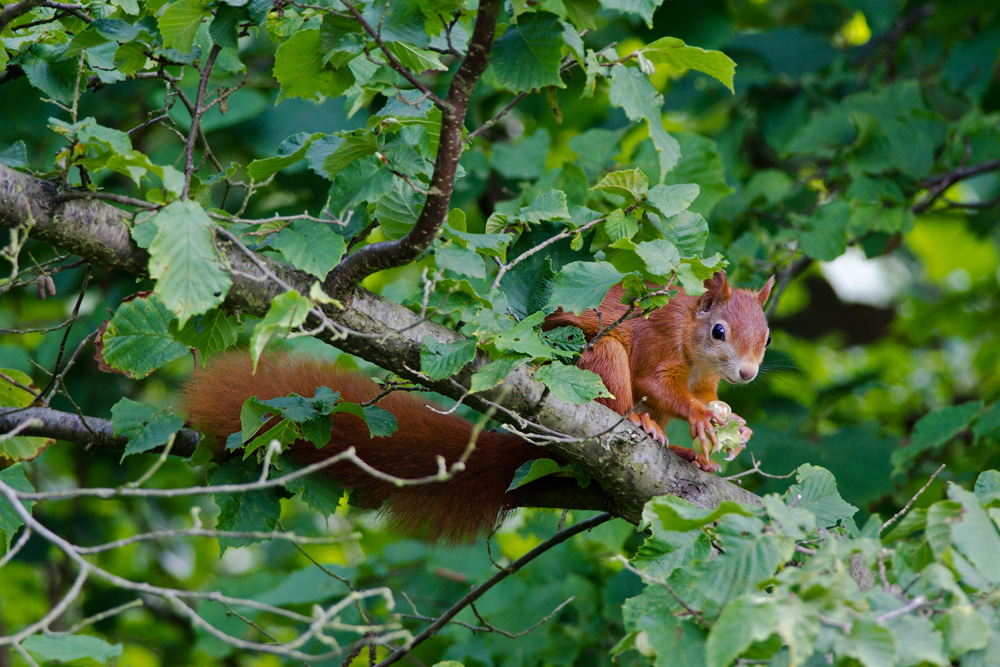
[698,271,732,313]
[756,275,775,307]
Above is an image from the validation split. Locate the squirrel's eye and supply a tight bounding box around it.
[766,335,771,347]
[712,323,726,341]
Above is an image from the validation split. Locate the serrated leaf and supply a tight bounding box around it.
[836,620,897,667]
[209,458,282,552]
[111,398,184,461]
[148,201,232,328]
[470,355,530,393]
[22,634,123,664]
[706,596,777,667]
[170,308,240,357]
[101,295,189,379]
[640,36,736,92]
[786,464,858,529]
[250,291,312,367]
[276,458,344,515]
[609,64,680,179]
[891,402,983,473]
[516,190,570,224]
[939,606,990,656]
[376,176,423,240]
[634,239,680,277]
[274,29,354,102]
[535,363,612,404]
[420,336,477,380]
[491,12,566,93]
[593,169,649,201]
[384,41,446,72]
[435,243,486,279]
[644,183,699,218]
[361,405,398,438]
[655,209,708,256]
[643,495,756,534]
[546,261,623,315]
[271,220,346,279]
[247,132,325,180]
[601,0,668,27]
[0,465,35,551]
[158,0,208,53]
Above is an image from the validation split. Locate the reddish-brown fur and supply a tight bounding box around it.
[181,353,539,543]
[543,271,773,469]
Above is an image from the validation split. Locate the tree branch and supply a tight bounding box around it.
[0,0,45,32]
[0,163,763,524]
[0,407,201,458]
[323,0,503,292]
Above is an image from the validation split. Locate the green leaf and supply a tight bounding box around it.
[593,169,649,201]
[322,133,377,179]
[21,45,79,103]
[609,65,679,178]
[0,141,28,168]
[516,189,570,224]
[276,458,344,515]
[640,37,736,92]
[22,634,123,664]
[247,132,325,180]
[491,12,566,93]
[169,308,240,357]
[111,398,184,461]
[384,41,446,72]
[886,614,947,667]
[489,311,573,360]
[271,220,346,279]
[0,464,35,551]
[633,239,680,277]
[644,183,699,219]
[835,620,897,667]
[470,355,530,393]
[209,458,282,552]
[939,606,990,657]
[535,363,612,404]
[945,486,1000,585]
[974,470,1000,496]
[891,402,983,473]
[435,243,486,279]
[148,200,232,328]
[546,261,624,315]
[601,0,668,27]
[654,209,708,256]
[249,291,312,367]
[361,405,398,438]
[376,177,423,240]
[420,336,477,380]
[603,209,639,242]
[792,201,850,262]
[785,464,858,529]
[973,402,1000,442]
[643,495,756,534]
[0,370,49,464]
[493,128,551,180]
[274,29,354,102]
[100,295,189,379]
[706,596,777,667]
[158,0,208,53]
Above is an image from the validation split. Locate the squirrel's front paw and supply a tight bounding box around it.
[629,413,669,445]
[688,410,719,459]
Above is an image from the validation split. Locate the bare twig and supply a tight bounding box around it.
[880,463,945,535]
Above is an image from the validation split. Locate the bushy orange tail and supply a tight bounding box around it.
[180,352,540,543]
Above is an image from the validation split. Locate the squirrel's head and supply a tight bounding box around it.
[694,271,774,384]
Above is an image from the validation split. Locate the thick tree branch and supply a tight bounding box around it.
[0,407,201,458]
[323,0,502,292]
[0,163,763,523]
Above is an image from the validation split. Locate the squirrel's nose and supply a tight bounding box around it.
[739,368,756,381]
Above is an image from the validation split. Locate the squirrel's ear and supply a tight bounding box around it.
[698,271,732,313]
[756,275,775,307]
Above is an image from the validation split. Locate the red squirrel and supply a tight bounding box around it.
[181,271,772,541]
[544,271,773,472]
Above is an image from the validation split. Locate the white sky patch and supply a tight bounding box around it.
[820,247,910,307]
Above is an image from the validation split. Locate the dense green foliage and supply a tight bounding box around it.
[1,0,1000,664]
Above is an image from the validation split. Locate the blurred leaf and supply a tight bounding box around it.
[22,634,122,664]
[0,464,35,551]
[609,65,679,179]
[785,464,858,529]
[210,458,282,552]
[640,37,736,92]
[892,402,983,474]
